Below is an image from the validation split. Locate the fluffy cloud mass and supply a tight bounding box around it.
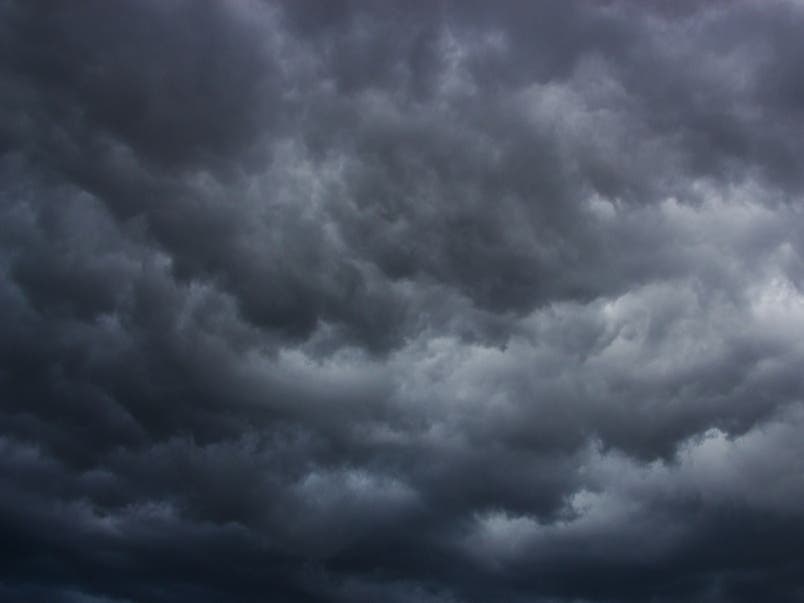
[2,1,804,601]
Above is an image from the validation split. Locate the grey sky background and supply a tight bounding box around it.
[2,1,804,601]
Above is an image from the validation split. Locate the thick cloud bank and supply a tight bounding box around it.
[2,1,804,601]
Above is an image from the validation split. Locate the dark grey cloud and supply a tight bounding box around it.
[2,1,804,601]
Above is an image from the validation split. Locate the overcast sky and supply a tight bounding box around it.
[2,1,804,602]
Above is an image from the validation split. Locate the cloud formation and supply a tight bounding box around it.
[2,1,804,601]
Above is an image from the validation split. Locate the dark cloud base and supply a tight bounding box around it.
[2,1,804,602]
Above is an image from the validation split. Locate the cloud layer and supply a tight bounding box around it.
[2,1,804,601]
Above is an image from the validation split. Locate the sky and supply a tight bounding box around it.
[2,1,804,602]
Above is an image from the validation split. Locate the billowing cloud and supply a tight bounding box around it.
[2,1,804,601]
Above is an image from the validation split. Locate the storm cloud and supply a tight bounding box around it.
[2,1,804,601]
